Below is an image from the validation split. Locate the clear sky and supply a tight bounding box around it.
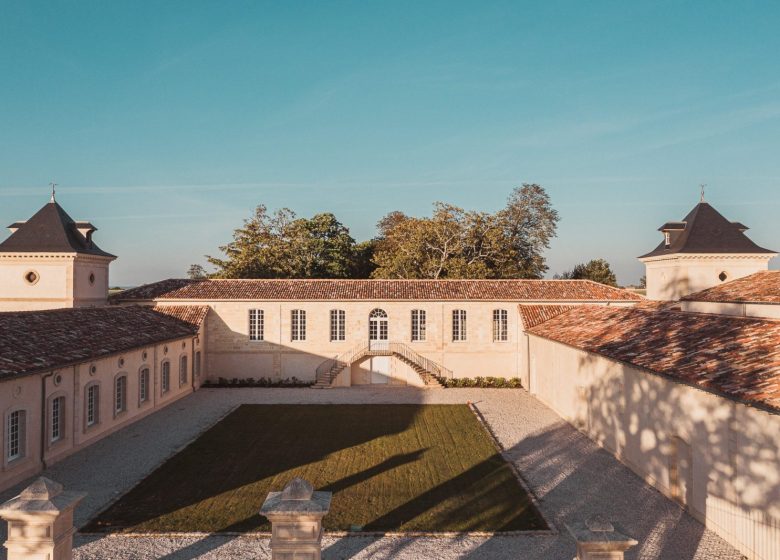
[1,1,779,286]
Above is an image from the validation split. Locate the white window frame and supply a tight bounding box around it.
[249,309,264,341]
[86,384,99,428]
[493,309,509,342]
[7,410,26,462]
[452,309,467,342]
[330,309,346,342]
[50,396,65,443]
[411,309,426,342]
[114,374,127,415]
[291,309,306,341]
[139,368,150,404]
[161,361,171,394]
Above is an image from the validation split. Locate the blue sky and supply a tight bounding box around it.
[1,1,779,286]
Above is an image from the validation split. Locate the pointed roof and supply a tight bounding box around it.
[639,202,776,259]
[0,201,115,258]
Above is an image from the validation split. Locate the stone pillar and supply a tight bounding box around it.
[260,478,332,560]
[0,477,85,560]
[566,514,638,560]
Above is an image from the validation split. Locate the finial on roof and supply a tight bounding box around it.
[700,184,706,203]
[49,182,57,203]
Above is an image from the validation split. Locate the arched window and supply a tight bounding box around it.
[369,309,388,342]
[161,361,171,394]
[85,383,100,428]
[452,309,467,342]
[493,309,509,342]
[179,355,188,386]
[139,368,150,404]
[115,374,127,415]
[330,309,346,341]
[6,409,26,461]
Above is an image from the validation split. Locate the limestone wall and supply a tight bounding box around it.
[528,335,780,560]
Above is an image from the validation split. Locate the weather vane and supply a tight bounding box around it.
[700,184,706,203]
[50,182,57,203]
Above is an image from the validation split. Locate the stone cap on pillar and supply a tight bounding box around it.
[0,477,86,515]
[566,514,638,547]
[260,478,332,515]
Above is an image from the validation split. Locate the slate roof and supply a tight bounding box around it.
[639,202,776,259]
[0,201,115,257]
[527,305,780,414]
[0,305,207,380]
[518,305,576,329]
[683,271,780,305]
[111,278,643,302]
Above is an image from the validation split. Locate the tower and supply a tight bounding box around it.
[0,196,116,311]
[638,200,776,301]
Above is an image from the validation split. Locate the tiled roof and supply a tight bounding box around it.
[0,305,207,380]
[518,305,575,329]
[0,201,115,258]
[528,306,780,413]
[153,305,210,326]
[683,271,780,305]
[639,202,776,259]
[112,278,643,302]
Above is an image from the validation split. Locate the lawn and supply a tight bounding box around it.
[85,404,546,533]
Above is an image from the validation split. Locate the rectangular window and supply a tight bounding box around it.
[179,355,188,386]
[86,385,99,427]
[452,309,467,342]
[51,396,64,443]
[139,368,149,403]
[115,376,127,414]
[162,362,170,393]
[330,309,346,341]
[411,309,426,341]
[7,410,25,461]
[249,309,264,341]
[493,309,509,342]
[194,352,201,378]
[291,309,306,341]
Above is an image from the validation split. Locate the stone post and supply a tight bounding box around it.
[566,514,638,560]
[0,477,85,560]
[260,478,332,560]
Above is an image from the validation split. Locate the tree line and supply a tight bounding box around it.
[189,183,619,285]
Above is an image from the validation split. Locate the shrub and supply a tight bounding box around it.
[437,376,522,389]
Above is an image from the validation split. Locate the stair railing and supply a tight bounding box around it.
[388,343,453,380]
[314,343,369,383]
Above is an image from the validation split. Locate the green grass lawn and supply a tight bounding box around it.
[85,404,546,533]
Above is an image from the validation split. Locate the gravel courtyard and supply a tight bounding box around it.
[0,387,744,560]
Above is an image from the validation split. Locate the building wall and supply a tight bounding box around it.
[642,255,771,301]
[528,335,780,560]
[682,300,780,320]
[0,327,205,493]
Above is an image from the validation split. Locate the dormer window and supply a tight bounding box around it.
[664,232,671,247]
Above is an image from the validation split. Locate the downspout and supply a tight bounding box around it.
[40,370,55,470]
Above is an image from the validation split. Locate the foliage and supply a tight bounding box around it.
[187,264,208,280]
[555,258,618,287]
[371,184,559,279]
[639,275,647,289]
[207,206,372,278]
[438,376,523,389]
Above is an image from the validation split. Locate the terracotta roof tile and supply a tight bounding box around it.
[528,306,780,413]
[0,305,207,380]
[518,305,576,329]
[112,278,642,302]
[683,271,780,305]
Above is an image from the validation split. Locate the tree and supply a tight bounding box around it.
[187,264,207,280]
[556,259,618,287]
[371,184,559,279]
[207,206,362,278]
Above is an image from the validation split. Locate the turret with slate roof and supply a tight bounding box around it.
[639,198,776,301]
[0,193,116,311]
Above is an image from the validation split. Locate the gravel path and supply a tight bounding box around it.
[0,387,744,559]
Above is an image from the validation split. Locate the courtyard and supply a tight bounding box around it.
[0,387,745,559]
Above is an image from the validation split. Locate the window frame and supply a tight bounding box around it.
[139,367,150,405]
[161,360,171,394]
[291,309,306,342]
[114,374,128,416]
[248,309,264,341]
[49,395,66,444]
[330,309,346,342]
[6,409,26,463]
[493,309,509,342]
[411,309,427,342]
[179,355,188,386]
[85,383,100,428]
[452,309,467,342]
[194,351,201,378]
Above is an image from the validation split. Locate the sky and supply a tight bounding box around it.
[1,1,779,286]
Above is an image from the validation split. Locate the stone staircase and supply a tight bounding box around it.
[313,342,449,389]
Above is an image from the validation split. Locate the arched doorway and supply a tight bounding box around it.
[368,309,389,383]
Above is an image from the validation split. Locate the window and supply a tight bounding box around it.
[452,309,467,342]
[493,309,509,342]
[249,309,264,341]
[179,355,188,386]
[291,309,306,341]
[6,410,25,461]
[194,352,201,378]
[411,309,426,341]
[330,309,346,341]
[50,396,65,443]
[162,361,170,393]
[139,368,150,403]
[664,231,671,247]
[86,384,99,427]
[115,375,127,414]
